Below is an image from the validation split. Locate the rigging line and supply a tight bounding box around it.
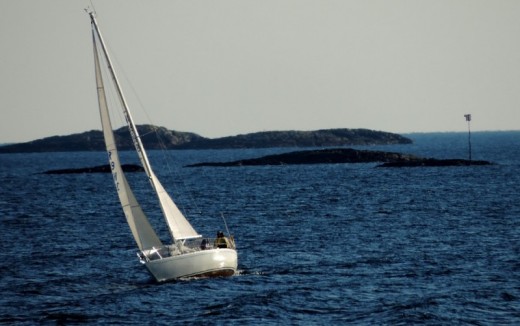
[103,41,157,133]
[97,41,127,135]
[151,127,193,217]
[221,212,231,237]
[152,127,204,218]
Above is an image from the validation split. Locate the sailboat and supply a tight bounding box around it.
[88,12,237,282]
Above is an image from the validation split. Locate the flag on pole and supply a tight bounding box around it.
[464,114,471,122]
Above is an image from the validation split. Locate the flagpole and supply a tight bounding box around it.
[464,114,472,161]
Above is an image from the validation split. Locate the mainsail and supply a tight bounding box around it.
[92,25,163,250]
[90,13,199,245]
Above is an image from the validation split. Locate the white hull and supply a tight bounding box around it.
[145,248,237,282]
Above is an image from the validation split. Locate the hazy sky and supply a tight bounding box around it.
[2,0,520,143]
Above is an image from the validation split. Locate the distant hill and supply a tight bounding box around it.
[0,125,412,153]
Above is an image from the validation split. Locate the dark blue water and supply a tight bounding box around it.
[1,132,519,324]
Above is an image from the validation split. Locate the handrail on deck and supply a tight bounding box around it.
[138,236,236,263]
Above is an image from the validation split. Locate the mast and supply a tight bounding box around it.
[89,12,154,178]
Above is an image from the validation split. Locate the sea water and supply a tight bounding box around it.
[0,131,519,324]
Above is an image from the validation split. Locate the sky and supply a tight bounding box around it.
[1,0,520,143]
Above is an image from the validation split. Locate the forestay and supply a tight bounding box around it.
[91,13,200,244]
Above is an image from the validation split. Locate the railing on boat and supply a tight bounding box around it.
[138,236,236,263]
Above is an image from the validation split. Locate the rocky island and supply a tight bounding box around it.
[377,159,492,167]
[186,148,493,168]
[186,148,421,167]
[42,164,144,174]
[0,126,412,153]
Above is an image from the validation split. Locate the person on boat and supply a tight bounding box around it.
[200,238,208,250]
[214,231,230,248]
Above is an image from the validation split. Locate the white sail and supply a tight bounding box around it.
[92,24,163,251]
[150,173,199,240]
